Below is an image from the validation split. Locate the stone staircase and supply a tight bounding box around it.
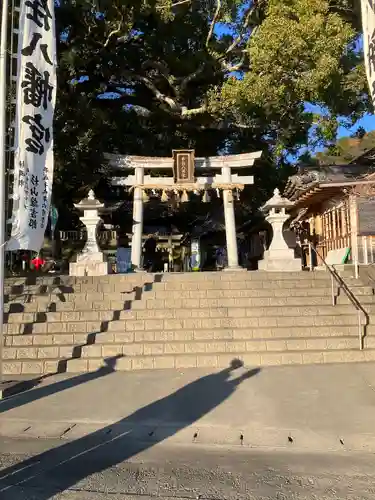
[3,271,375,375]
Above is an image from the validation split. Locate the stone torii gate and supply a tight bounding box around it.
[105,151,262,271]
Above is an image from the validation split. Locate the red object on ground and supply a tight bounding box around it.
[31,257,45,270]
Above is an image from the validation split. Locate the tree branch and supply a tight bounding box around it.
[224,3,255,56]
[141,60,180,94]
[221,51,247,72]
[181,104,208,117]
[116,74,181,110]
[215,1,263,72]
[103,21,124,48]
[137,76,181,109]
[156,0,192,8]
[106,68,209,119]
[179,64,206,92]
[206,0,222,48]
[102,2,127,48]
[196,121,252,130]
[130,75,208,118]
[142,60,170,76]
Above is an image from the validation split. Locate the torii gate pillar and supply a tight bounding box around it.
[222,165,240,270]
[131,167,144,270]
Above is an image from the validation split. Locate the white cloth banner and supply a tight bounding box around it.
[7,0,57,251]
[361,0,375,104]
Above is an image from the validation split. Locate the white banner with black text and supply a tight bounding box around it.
[7,0,57,252]
[361,0,375,105]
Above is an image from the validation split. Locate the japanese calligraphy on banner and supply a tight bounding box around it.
[361,0,375,104]
[7,0,57,252]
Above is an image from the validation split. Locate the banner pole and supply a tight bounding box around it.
[0,0,9,385]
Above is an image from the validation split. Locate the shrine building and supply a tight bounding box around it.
[284,149,375,269]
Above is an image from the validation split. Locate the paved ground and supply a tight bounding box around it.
[1,363,375,451]
[0,438,375,499]
[1,363,375,498]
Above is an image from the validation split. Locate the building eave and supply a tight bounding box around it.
[290,179,375,212]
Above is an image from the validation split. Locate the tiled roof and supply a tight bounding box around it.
[283,164,374,201]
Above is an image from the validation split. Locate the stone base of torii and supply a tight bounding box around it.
[106,150,262,271]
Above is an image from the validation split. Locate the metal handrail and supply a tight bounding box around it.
[309,244,368,351]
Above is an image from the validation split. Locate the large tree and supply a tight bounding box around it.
[53,0,369,223]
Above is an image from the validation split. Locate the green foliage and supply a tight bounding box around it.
[215,0,368,156]
[51,0,369,226]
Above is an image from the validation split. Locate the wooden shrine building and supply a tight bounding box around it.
[284,150,375,267]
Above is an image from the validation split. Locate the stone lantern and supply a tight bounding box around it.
[69,190,112,276]
[258,188,301,272]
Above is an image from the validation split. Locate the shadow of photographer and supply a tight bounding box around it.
[0,359,260,499]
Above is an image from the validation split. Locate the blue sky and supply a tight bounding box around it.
[290,111,375,162]
[337,113,375,137]
[288,104,375,162]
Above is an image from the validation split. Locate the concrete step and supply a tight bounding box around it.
[2,271,333,286]
[4,269,358,284]
[5,279,369,298]
[4,304,372,325]
[5,281,373,299]
[5,287,375,312]
[3,312,366,336]
[3,271,372,376]
[5,291,133,304]
[129,299,374,312]
[6,325,372,347]
[6,276,361,294]
[3,336,366,362]
[4,347,375,375]
[6,293,375,313]
[151,280,362,291]
[4,287,374,313]
[129,286,374,299]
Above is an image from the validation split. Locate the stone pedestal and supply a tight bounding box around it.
[258,188,301,272]
[70,253,111,276]
[259,249,301,271]
[69,190,111,276]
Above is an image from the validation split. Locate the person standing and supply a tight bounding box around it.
[143,235,157,272]
[215,246,227,271]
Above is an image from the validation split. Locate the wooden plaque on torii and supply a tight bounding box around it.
[172,149,195,184]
